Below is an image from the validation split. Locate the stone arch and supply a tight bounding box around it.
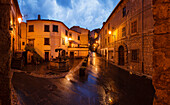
[118,45,125,65]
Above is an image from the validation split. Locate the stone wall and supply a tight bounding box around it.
[0,0,11,105]
[152,0,170,104]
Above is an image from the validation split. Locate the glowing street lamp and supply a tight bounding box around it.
[18,17,22,23]
[68,38,72,40]
[108,31,112,35]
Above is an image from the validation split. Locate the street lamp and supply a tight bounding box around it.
[68,38,71,40]
[108,31,112,35]
[18,17,22,23]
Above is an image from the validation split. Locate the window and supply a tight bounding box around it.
[131,49,139,62]
[62,38,65,45]
[29,25,34,32]
[108,23,110,30]
[122,27,126,37]
[105,38,107,45]
[22,42,25,45]
[44,25,50,32]
[78,36,80,40]
[105,29,107,34]
[65,30,68,36]
[123,7,126,17]
[53,25,58,32]
[44,38,50,45]
[69,33,72,38]
[108,37,110,43]
[131,21,137,33]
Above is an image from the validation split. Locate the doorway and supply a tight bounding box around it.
[45,52,49,61]
[70,52,74,58]
[118,46,124,65]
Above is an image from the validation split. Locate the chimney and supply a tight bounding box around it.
[38,14,41,20]
[103,22,106,26]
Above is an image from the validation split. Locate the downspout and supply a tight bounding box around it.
[142,0,144,73]
[26,22,27,45]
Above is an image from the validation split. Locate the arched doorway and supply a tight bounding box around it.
[118,46,124,65]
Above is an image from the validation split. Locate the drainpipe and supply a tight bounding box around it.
[26,22,27,45]
[142,0,144,74]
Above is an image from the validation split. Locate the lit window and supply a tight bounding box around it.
[62,38,65,45]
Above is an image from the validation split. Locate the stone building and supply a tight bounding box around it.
[67,29,88,58]
[152,0,170,104]
[70,26,89,48]
[21,16,89,60]
[89,29,101,52]
[0,0,21,104]
[99,0,154,76]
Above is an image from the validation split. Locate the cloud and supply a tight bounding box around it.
[18,0,120,30]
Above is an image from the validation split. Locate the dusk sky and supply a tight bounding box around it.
[18,0,120,30]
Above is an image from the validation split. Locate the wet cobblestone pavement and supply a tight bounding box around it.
[12,53,155,105]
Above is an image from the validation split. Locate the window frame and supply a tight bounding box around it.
[44,38,50,45]
[44,25,50,32]
[123,7,126,17]
[78,36,80,40]
[62,38,65,45]
[65,30,68,36]
[122,26,126,37]
[22,42,25,45]
[131,20,138,34]
[69,33,72,38]
[53,25,58,32]
[29,25,34,32]
[131,49,139,62]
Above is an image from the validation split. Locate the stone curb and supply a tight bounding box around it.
[101,57,152,79]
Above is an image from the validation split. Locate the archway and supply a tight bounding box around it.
[118,46,124,65]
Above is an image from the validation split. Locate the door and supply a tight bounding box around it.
[70,52,74,58]
[45,52,49,61]
[118,46,124,65]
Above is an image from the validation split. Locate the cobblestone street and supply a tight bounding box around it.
[12,53,155,105]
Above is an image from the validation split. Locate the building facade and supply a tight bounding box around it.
[99,0,154,76]
[21,16,89,60]
[0,0,22,104]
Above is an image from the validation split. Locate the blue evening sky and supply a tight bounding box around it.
[18,0,120,30]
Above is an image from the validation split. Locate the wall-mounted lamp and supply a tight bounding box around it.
[18,17,22,23]
[108,31,112,35]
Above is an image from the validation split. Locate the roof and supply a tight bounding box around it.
[70,26,89,31]
[27,19,69,30]
[69,29,81,34]
[100,0,123,32]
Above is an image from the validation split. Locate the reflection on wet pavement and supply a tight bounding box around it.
[12,52,155,105]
